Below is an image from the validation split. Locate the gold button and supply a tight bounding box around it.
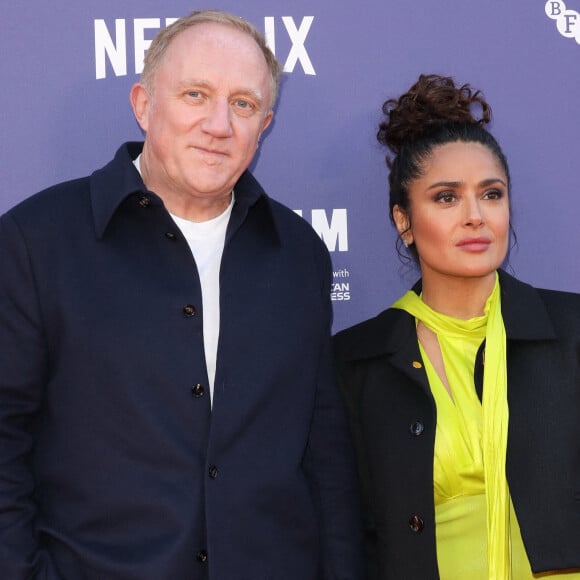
[412,361,422,369]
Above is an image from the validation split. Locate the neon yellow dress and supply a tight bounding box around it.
[395,282,580,579]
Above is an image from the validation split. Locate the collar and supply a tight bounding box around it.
[89,142,275,243]
[335,269,557,362]
[90,142,147,238]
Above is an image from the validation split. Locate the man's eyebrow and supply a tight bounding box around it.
[177,80,265,105]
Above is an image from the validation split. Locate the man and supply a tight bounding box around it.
[0,10,363,580]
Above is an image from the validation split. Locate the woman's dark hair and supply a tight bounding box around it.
[377,74,512,263]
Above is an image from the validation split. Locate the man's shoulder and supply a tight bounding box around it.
[235,170,326,248]
[4,175,92,227]
[267,196,316,229]
[265,195,330,253]
[4,142,141,232]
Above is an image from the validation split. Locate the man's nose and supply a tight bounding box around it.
[201,98,233,138]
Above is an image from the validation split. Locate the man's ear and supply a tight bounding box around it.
[255,111,274,149]
[130,83,150,133]
[261,110,273,134]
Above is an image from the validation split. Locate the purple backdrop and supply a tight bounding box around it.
[1,0,579,331]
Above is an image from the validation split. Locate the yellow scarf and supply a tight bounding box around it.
[392,274,510,579]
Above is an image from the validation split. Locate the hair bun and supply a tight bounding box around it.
[378,74,492,162]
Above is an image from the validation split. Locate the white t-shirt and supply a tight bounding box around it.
[169,202,233,405]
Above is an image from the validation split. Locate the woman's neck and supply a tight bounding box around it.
[419,271,497,319]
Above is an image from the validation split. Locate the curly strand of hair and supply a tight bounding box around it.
[377,74,492,164]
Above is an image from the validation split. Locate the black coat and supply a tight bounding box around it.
[334,270,580,579]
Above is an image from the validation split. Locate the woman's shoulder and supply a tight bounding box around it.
[500,270,580,337]
[535,286,580,333]
[535,285,580,305]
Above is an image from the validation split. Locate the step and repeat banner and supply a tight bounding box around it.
[1,1,578,331]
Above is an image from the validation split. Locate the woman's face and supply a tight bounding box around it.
[394,141,510,284]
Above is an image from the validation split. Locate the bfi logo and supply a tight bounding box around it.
[294,209,349,253]
[95,16,316,80]
[545,1,580,44]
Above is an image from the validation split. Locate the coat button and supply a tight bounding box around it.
[138,196,151,208]
[196,549,208,563]
[192,384,205,398]
[409,514,424,533]
[412,360,422,369]
[209,465,218,479]
[409,421,424,436]
[183,304,196,317]
[165,232,177,240]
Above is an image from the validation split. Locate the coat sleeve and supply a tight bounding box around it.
[302,245,366,580]
[0,213,62,579]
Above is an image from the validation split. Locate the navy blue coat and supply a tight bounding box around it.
[0,143,364,580]
[334,271,580,579]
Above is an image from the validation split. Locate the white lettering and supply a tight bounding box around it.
[281,16,316,75]
[331,282,349,291]
[295,209,348,252]
[95,19,127,79]
[95,16,316,80]
[333,268,350,277]
[311,209,348,252]
[134,18,161,75]
[330,288,350,302]
[264,16,276,56]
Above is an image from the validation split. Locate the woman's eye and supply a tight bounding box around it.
[435,192,456,204]
[483,189,503,200]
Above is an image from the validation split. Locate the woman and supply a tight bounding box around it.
[334,74,580,579]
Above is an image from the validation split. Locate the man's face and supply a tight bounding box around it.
[132,23,273,220]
